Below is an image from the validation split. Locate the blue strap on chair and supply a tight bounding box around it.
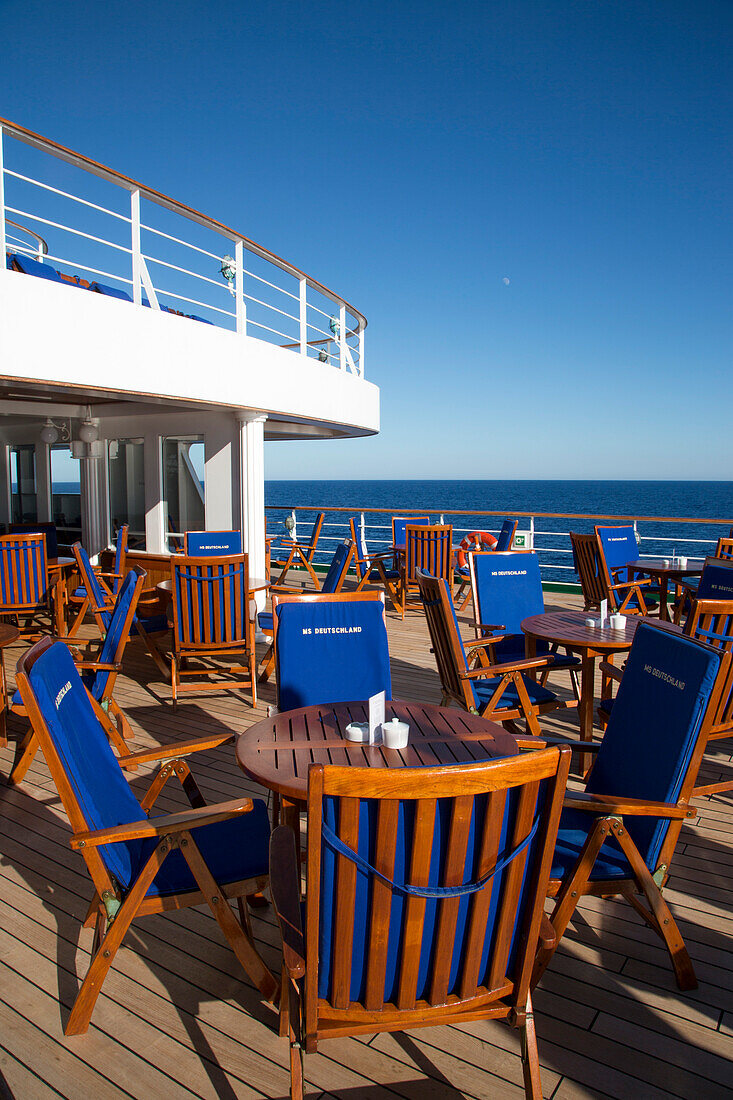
[184,531,242,556]
[275,597,391,711]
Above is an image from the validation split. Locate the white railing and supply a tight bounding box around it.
[0,118,366,376]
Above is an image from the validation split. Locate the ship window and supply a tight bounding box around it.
[108,439,146,550]
[50,446,81,547]
[9,445,37,524]
[163,436,205,550]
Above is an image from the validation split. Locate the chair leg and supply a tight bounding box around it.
[66,596,90,638]
[258,641,275,683]
[138,625,170,679]
[517,992,542,1100]
[8,726,38,785]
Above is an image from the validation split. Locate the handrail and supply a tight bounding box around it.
[5,217,47,256]
[0,116,366,330]
[265,505,733,526]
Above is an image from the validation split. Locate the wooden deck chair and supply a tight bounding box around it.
[71,540,169,677]
[532,620,727,991]
[170,552,257,705]
[0,532,54,639]
[257,539,355,684]
[184,530,242,555]
[595,524,659,614]
[391,514,429,548]
[715,536,733,561]
[468,551,580,699]
[9,521,59,558]
[68,525,129,636]
[398,524,452,618]
[15,637,277,1035]
[570,530,652,615]
[271,589,391,712]
[270,744,571,1100]
[416,570,565,737]
[454,520,518,612]
[347,516,400,609]
[8,567,146,784]
[270,512,325,590]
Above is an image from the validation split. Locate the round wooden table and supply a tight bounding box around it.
[522,610,639,762]
[626,558,703,622]
[236,698,518,810]
[0,621,20,747]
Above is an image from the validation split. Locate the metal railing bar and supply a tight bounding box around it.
[41,253,133,284]
[4,206,132,253]
[5,236,33,249]
[153,286,235,317]
[247,317,298,342]
[264,504,733,525]
[141,252,229,290]
[242,267,300,302]
[242,291,299,325]
[140,222,222,261]
[3,169,131,222]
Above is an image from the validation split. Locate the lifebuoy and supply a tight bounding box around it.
[456,530,497,570]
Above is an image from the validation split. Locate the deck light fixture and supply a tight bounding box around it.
[40,418,70,445]
[220,255,236,296]
[78,406,99,444]
[329,315,340,338]
[318,348,328,362]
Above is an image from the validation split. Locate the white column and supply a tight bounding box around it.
[35,443,52,522]
[80,455,107,561]
[238,413,267,612]
[204,421,234,531]
[0,446,11,526]
[144,432,166,553]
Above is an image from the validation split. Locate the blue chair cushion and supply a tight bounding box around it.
[473,675,557,710]
[599,697,615,718]
[185,531,242,555]
[258,611,273,632]
[491,635,581,670]
[8,253,63,282]
[88,281,133,301]
[551,807,632,880]
[368,565,400,581]
[133,614,169,635]
[72,585,88,599]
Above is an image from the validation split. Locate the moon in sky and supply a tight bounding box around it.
[503,277,510,285]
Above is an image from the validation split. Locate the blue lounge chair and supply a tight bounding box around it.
[272,590,391,712]
[0,532,53,638]
[468,550,580,696]
[417,569,565,737]
[68,526,129,636]
[592,525,657,614]
[88,280,134,301]
[269,742,571,1099]
[184,530,242,555]
[270,512,326,589]
[6,252,64,283]
[348,516,400,609]
[15,635,277,1035]
[258,538,354,683]
[9,567,146,784]
[535,620,727,990]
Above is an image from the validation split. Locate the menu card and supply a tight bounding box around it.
[369,691,385,745]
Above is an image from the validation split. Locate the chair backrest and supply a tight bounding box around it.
[171,554,250,649]
[495,519,518,552]
[88,280,133,301]
[15,638,149,894]
[321,539,354,594]
[594,525,638,579]
[392,516,429,547]
[570,531,607,610]
[72,542,112,630]
[9,521,59,559]
[416,570,474,710]
[469,551,543,636]
[348,517,371,579]
[586,621,723,871]
[88,568,146,702]
[304,745,570,1033]
[273,591,391,711]
[303,513,325,559]
[693,557,733,602]
[8,253,64,282]
[184,530,242,556]
[0,533,49,610]
[715,536,733,561]
[405,525,453,586]
[111,524,129,592]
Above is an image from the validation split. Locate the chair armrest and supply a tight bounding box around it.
[74,660,122,672]
[609,578,650,592]
[117,731,235,769]
[598,660,623,681]
[472,622,507,634]
[70,796,256,848]
[538,914,556,952]
[269,825,306,979]
[562,790,687,818]
[517,736,601,753]
[465,636,509,654]
[460,654,555,680]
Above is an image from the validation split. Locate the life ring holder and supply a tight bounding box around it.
[456,530,498,570]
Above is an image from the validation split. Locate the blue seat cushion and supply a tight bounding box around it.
[72,585,88,599]
[551,807,632,880]
[367,566,400,581]
[473,674,557,709]
[491,635,580,670]
[133,614,169,635]
[258,611,273,632]
[137,797,270,898]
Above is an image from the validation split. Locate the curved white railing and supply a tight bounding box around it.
[0,118,366,375]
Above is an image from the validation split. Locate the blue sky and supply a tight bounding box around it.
[2,1,731,479]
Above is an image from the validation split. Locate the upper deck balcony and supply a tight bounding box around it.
[0,118,378,440]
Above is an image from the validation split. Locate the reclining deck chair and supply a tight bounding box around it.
[533,620,727,991]
[416,570,566,737]
[15,637,277,1035]
[0,532,54,639]
[270,512,325,589]
[272,589,391,712]
[468,551,580,698]
[71,540,169,677]
[570,530,654,615]
[455,519,518,611]
[68,525,129,637]
[391,515,430,549]
[258,539,355,684]
[9,567,147,784]
[171,552,257,705]
[398,524,453,618]
[348,516,400,610]
[714,536,733,561]
[9,521,59,558]
[595,524,658,614]
[270,743,571,1099]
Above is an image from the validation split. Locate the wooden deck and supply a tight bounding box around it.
[1,588,732,1099]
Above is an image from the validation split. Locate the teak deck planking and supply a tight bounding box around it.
[0,586,732,1099]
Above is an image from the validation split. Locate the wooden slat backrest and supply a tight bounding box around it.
[304,513,325,561]
[405,525,452,587]
[416,570,472,708]
[305,748,570,1042]
[683,598,733,738]
[171,553,249,650]
[715,537,733,561]
[569,531,606,610]
[0,533,49,611]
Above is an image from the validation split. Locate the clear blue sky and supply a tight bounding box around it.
[2,1,731,479]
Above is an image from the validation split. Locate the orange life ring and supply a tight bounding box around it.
[456,530,497,570]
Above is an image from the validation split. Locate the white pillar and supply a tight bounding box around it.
[80,455,107,561]
[204,421,234,531]
[144,432,166,553]
[237,413,267,611]
[35,443,52,523]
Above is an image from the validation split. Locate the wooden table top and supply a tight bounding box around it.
[48,556,75,570]
[236,698,518,803]
[0,622,20,647]
[627,558,703,577]
[521,609,640,651]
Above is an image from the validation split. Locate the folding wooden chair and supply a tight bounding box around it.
[347,516,400,609]
[0,532,54,639]
[68,525,129,637]
[270,513,325,589]
[397,524,452,618]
